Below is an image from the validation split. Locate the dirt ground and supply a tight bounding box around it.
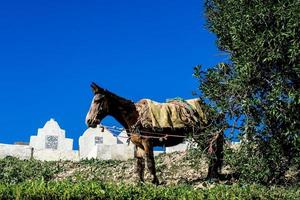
[54,151,228,187]
[54,150,298,187]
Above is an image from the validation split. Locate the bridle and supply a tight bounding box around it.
[92,94,106,123]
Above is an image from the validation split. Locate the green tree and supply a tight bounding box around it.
[195,0,300,184]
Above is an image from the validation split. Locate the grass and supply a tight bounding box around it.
[0,155,299,199]
[0,180,299,200]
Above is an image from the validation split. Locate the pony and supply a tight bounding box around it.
[85,82,224,185]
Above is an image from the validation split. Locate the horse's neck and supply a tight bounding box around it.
[109,96,138,130]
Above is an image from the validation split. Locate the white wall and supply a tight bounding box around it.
[0,143,33,160]
[79,125,118,159]
[33,149,79,161]
[165,142,188,153]
[30,118,73,152]
[0,119,189,162]
[91,144,135,161]
[27,118,77,161]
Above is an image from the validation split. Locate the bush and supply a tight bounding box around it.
[0,180,298,200]
[195,0,300,184]
[0,157,61,184]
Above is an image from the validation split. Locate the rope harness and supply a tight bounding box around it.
[93,93,220,150]
[100,124,198,140]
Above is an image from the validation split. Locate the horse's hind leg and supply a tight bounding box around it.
[142,139,159,185]
[135,146,145,182]
[207,132,224,180]
[147,150,159,185]
[208,154,219,179]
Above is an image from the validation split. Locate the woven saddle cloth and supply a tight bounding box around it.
[135,98,207,129]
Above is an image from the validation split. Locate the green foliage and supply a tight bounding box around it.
[196,0,300,184]
[0,180,298,200]
[79,158,121,167]
[188,97,226,156]
[0,157,298,199]
[0,157,61,184]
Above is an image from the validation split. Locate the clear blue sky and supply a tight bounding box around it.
[0,0,225,149]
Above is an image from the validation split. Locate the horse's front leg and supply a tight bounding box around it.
[131,134,146,183]
[135,146,145,183]
[142,139,159,185]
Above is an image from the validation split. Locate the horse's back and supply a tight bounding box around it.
[136,98,206,129]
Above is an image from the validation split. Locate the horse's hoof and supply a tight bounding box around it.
[206,177,219,183]
[137,179,145,185]
[152,179,159,185]
[138,181,145,185]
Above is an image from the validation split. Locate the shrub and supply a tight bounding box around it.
[0,157,61,184]
[195,0,300,184]
[0,180,299,200]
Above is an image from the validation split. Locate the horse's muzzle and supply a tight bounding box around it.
[86,119,98,128]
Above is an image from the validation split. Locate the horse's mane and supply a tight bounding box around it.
[105,89,134,106]
[93,83,134,107]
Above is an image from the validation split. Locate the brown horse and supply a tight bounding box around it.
[85,82,224,184]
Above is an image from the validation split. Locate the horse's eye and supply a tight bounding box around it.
[94,99,101,103]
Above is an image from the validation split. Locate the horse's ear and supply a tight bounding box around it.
[91,83,98,94]
[91,82,105,94]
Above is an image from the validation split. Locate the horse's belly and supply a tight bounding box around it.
[152,137,185,147]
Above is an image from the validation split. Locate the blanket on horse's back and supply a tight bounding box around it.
[135,98,207,129]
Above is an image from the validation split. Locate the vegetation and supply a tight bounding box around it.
[0,153,206,185]
[0,154,299,199]
[0,180,299,200]
[0,156,61,184]
[194,0,300,184]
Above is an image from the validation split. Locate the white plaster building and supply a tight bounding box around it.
[0,119,190,162]
[79,125,134,160]
[29,118,79,161]
[0,143,33,159]
[118,130,130,144]
[165,142,188,153]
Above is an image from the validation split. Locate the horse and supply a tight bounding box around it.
[85,82,224,185]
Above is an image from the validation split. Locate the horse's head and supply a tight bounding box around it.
[85,82,110,128]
